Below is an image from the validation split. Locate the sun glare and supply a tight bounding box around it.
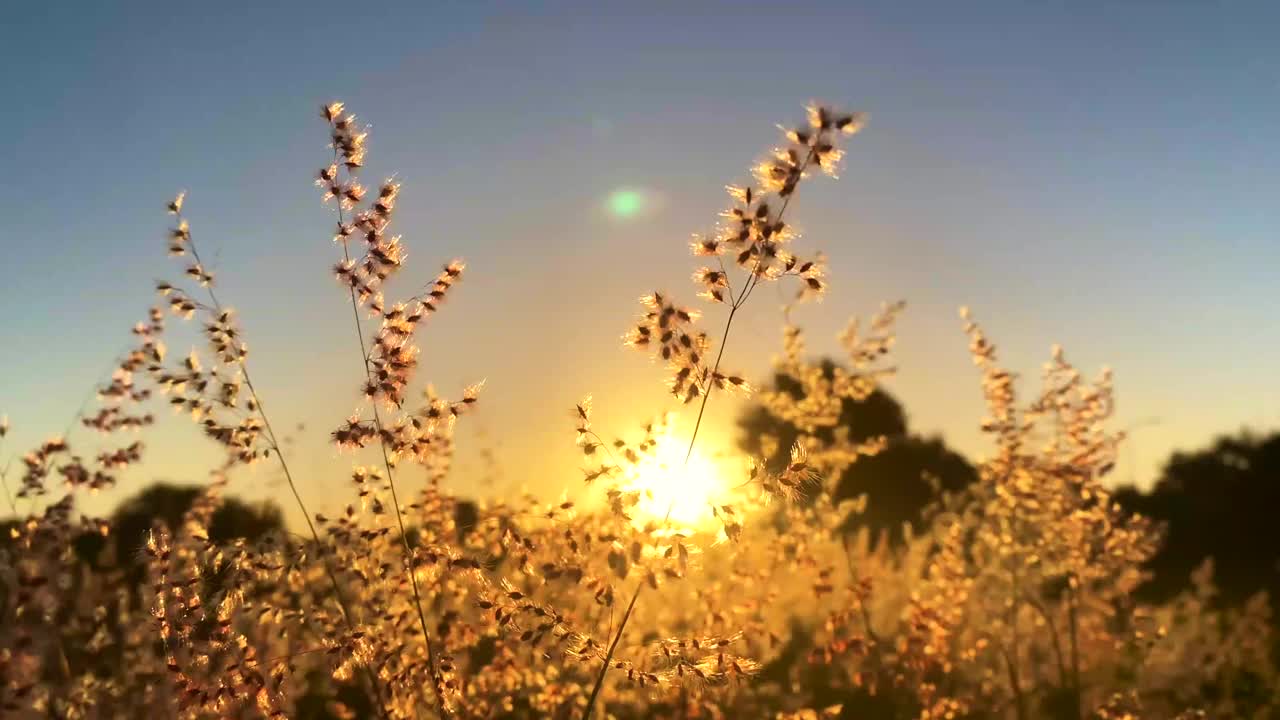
[626,432,725,529]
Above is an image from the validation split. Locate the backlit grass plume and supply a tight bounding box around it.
[0,101,1273,720]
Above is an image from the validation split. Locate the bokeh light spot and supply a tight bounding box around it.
[607,188,644,218]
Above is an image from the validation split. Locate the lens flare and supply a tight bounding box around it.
[607,188,645,218]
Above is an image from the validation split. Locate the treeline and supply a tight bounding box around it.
[740,360,1280,612]
[9,373,1274,615]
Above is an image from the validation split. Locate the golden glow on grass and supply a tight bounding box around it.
[627,432,724,529]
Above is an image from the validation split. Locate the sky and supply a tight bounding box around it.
[2,1,1279,525]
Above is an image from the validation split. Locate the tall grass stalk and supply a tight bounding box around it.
[168,206,393,719]
[584,135,825,719]
[330,154,453,718]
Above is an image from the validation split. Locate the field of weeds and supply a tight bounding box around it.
[2,101,1276,720]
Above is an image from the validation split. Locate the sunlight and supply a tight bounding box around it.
[627,431,724,529]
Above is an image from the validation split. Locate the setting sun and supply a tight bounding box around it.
[625,432,725,529]
[7,7,1277,715]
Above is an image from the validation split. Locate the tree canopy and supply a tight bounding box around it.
[738,359,977,541]
[1115,430,1280,608]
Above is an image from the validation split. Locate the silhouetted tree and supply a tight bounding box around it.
[740,361,908,457]
[833,434,978,537]
[110,482,284,587]
[1115,430,1280,608]
[739,359,977,541]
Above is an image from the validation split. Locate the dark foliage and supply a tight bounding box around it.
[1115,430,1280,609]
[110,482,284,586]
[739,360,977,541]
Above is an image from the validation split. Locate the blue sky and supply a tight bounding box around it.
[2,1,1278,521]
